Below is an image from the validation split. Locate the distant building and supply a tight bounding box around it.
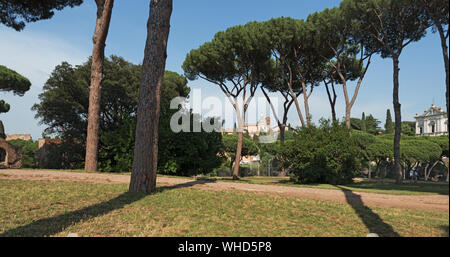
[414,104,448,136]
[6,134,32,141]
[221,116,289,165]
[221,116,287,138]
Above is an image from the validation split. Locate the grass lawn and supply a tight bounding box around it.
[0,179,448,237]
[207,177,449,196]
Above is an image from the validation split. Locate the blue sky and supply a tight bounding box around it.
[0,0,447,140]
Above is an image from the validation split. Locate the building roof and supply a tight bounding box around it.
[414,104,447,119]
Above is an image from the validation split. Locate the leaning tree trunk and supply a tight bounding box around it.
[392,56,403,184]
[85,0,114,172]
[129,0,173,194]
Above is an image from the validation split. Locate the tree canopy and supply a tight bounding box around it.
[0,65,31,139]
[0,0,83,31]
[32,56,223,174]
[0,65,31,96]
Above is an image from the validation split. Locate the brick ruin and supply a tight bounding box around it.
[35,138,63,168]
[0,138,22,168]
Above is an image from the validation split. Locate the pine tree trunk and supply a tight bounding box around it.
[436,25,449,134]
[301,82,312,127]
[129,0,173,194]
[278,124,286,177]
[85,0,114,172]
[325,82,337,122]
[232,131,243,180]
[345,105,352,129]
[279,125,286,144]
[392,56,403,184]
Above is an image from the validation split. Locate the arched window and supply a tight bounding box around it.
[429,121,436,133]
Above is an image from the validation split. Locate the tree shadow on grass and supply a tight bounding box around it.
[1,179,216,237]
[336,186,400,237]
[0,192,146,237]
[156,178,216,192]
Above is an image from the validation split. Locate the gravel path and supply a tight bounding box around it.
[1,169,448,212]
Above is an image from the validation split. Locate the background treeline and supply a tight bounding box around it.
[13,55,449,184]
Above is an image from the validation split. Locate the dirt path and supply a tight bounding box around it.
[1,169,448,212]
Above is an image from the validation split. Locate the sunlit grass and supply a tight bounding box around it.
[209,177,449,195]
[0,180,447,237]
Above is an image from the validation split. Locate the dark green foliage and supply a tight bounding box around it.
[0,65,31,96]
[0,0,83,31]
[183,21,272,84]
[341,0,428,59]
[0,120,5,139]
[44,140,85,169]
[385,109,394,134]
[33,56,223,174]
[400,138,442,168]
[0,100,10,114]
[277,129,295,141]
[32,56,141,169]
[401,121,416,136]
[283,120,359,184]
[423,135,449,157]
[222,133,259,170]
[7,139,38,168]
[98,118,136,173]
[351,113,380,134]
[361,112,367,132]
[0,66,31,138]
[158,111,224,176]
[351,130,376,163]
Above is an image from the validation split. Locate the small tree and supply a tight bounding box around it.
[361,112,367,132]
[385,109,394,134]
[283,120,360,184]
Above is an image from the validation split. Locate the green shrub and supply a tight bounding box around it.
[45,141,84,170]
[282,120,359,184]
